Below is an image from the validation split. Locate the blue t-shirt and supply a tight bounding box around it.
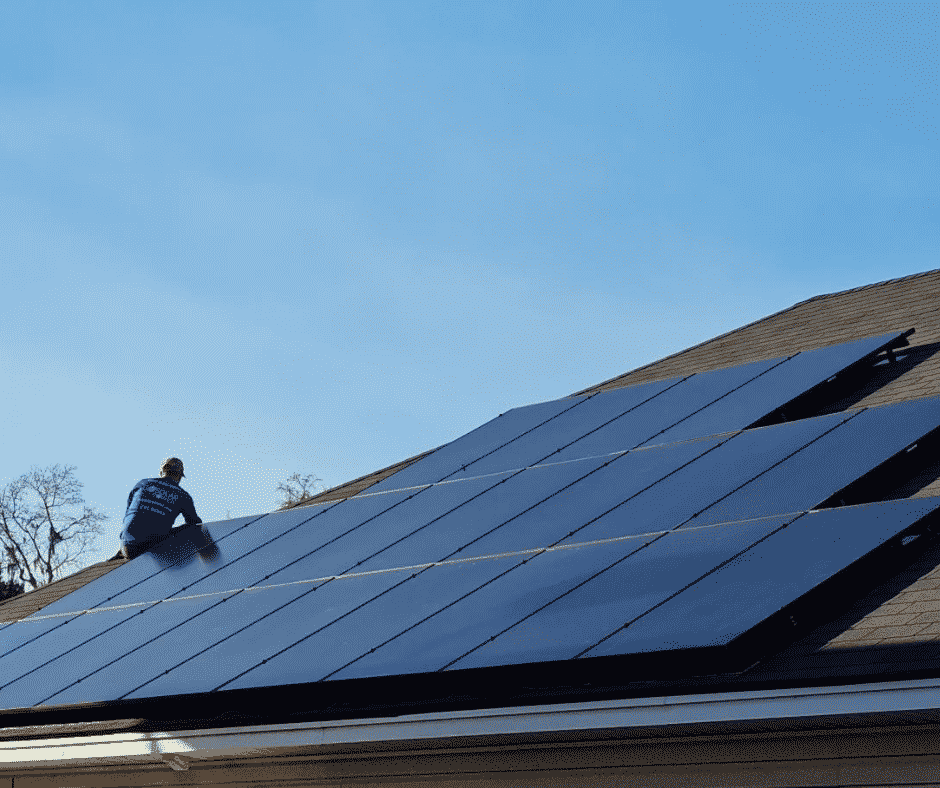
[121,478,202,545]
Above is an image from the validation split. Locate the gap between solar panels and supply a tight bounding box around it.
[9,512,807,624]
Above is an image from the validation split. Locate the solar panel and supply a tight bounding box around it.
[0,497,419,703]
[331,455,616,575]
[145,476,513,602]
[126,552,536,700]
[28,494,414,619]
[450,357,782,479]
[584,498,940,658]
[349,436,725,574]
[2,456,632,706]
[10,397,937,707]
[223,531,674,690]
[25,495,939,705]
[365,376,683,493]
[0,429,749,704]
[636,329,909,448]
[3,601,204,709]
[330,514,797,680]
[39,570,410,707]
[21,514,269,620]
[372,330,908,487]
[551,411,854,548]
[685,395,940,529]
[0,616,69,662]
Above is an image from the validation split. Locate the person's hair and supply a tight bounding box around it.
[160,457,185,478]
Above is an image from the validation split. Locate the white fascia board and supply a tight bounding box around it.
[4,677,940,770]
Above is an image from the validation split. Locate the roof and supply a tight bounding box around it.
[3,267,940,736]
[0,561,123,624]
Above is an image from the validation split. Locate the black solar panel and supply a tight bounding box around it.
[366,375,685,493]
[539,410,853,549]
[584,498,940,658]
[0,412,847,705]
[453,356,782,479]
[684,394,940,528]
[374,329,908,486]
[329,513,800,680]
[637,330,908,448]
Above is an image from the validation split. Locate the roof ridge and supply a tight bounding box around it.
[793,266,940,307]
[570,266,940,396]
[569,300,806,396]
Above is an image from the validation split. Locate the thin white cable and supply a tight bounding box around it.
[9,510,806,624]
[306,430,742,502]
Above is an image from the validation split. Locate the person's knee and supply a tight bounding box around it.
[121,542,147,559]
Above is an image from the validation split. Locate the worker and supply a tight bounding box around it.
[113,457,203,560]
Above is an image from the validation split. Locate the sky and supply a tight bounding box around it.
[1,0,937,572]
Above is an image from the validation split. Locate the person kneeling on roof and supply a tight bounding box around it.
[113,457,203,560]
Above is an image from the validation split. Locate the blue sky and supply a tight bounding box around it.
[1,1,937,569]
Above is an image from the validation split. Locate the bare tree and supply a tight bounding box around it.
[275,472,326,510]
[0,465,108,591]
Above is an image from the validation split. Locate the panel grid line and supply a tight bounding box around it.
[12,513,798,623]
[422,413,864,671]
[675,410,863,525]
[572,512,809,658]
[433,375,692,484]
[34,593,241,706]
[0,514,268,661]
[318,553,546,682]
[210,569,431,692]
[434,434,736,565]
[636,354,794,448]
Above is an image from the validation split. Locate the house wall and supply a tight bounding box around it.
[8,721,940,787]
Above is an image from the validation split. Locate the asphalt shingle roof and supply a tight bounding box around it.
[0,561,123,623]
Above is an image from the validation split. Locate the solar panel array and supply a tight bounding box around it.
[1,328,937,711]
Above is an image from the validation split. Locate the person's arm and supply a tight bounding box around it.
[180,491,202,526]
[126,481,139,512]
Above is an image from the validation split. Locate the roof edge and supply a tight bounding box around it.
[4,676,940,770]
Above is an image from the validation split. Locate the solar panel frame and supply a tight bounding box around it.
[635,329,912,449]
[452,358,781,480]
[328,514,796,681]
[552,411,855,548]
[685,395,940,529]
[583,497,940,659]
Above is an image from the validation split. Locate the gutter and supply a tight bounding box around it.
[4,676,940,771]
